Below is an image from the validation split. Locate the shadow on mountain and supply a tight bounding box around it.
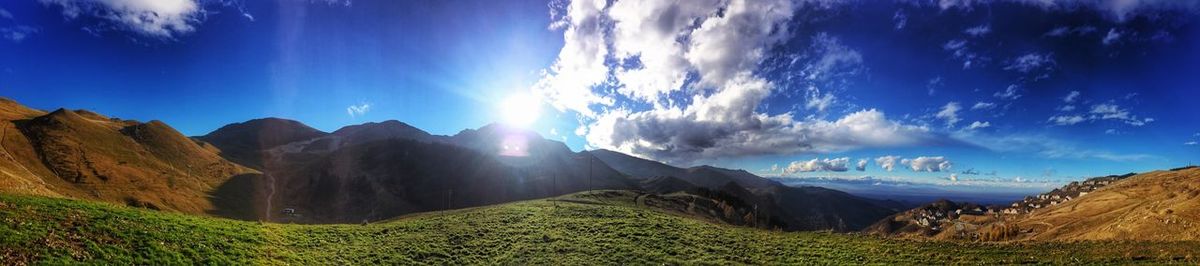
[206,173,265,221]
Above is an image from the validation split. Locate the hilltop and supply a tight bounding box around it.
[0,98,256,216]
[866,167,1200,242]
[3,192,1197,264]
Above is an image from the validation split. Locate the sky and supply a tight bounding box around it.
[1,0,1198,195]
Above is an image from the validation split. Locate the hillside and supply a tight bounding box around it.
[1012,167,1200,241]
[0,98,256,216]
[866,167,1200,242]
[3,192,1197,265]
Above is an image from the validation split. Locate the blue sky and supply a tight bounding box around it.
[1,0,1198,194]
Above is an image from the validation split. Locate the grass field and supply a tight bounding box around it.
[2,191,1198,265]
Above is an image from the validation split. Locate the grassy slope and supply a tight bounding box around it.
[2,192,1198,265]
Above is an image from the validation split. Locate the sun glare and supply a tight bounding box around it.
[500,94,541,128]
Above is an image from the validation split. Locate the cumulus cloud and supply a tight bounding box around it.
[346,103,371,118]
[949,173,958,182]
[784,157,850,173]
[587,108,940,164]
[901,156,952,172]
[855,158,868,171]
[875,155,900,172]
[538,0,951,164]
[40,0,202,38]
[935,102,962,128]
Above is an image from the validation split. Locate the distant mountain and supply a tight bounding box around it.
[589,148,896,231]
[0,98,256,216]
[866,166,1200,241]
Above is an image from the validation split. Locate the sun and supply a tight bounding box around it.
[500,93,541,128]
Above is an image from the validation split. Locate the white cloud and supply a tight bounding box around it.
[684,0,794,89]
[875,155,901,172]
[1057,105,1076,111]
[539,0,951,164]
[346,103,371,118]
[892,10,907,30]
[935,102,962,128]
[901,156,952,172]
[966,121,991,130]
[1048,115,1086,125]
[1103,28,1123,45]
[40,0,202,38]
[942,39,986,69]
[936,0,1200,21]
[784,157,850,173]
[855,158,868,171]
[1088,103,1153,126]
[963,24,990,36]
[949,173,958,182]
[805,90,836,112]
[0,26,37,42]
[1186,141,1198,146]
[971,102,995,110]
[1044,25,1099,37]
[1063,90,1080,103]
[1004,52,1055,73]
[994,84,1022,100]
[586,107,939,164]
[0,8,12,20]
[802,33,864,84]
[534,0,613,117]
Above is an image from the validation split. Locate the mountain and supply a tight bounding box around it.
[201,120,640,223]
[0,98,891,231]
[589,148,897,231]
[866,166,1200,241]
[195,117,328,169]
[589,149,772,189]
[0,98,256,216]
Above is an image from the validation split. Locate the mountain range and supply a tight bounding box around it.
[0,98,897,231]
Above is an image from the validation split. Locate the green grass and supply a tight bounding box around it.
[1,191,1197,265]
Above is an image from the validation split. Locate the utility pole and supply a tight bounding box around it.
[553,172,558,208]
[588,155,593,192]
